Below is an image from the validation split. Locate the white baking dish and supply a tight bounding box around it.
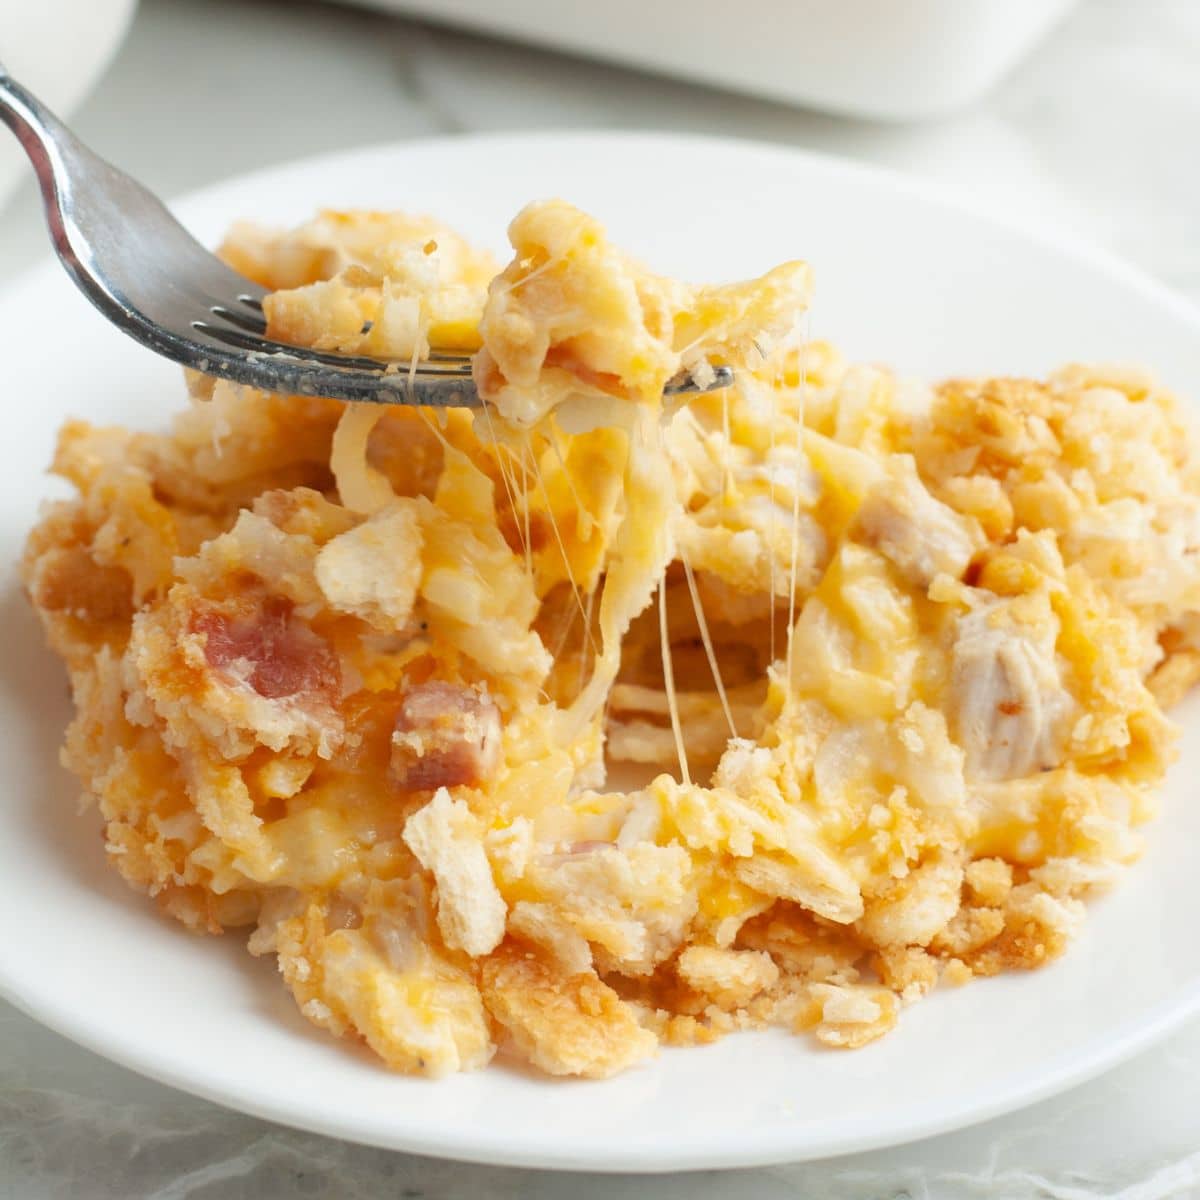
[0,0,137,210]
[356,0,1080,121]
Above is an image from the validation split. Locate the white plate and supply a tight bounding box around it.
[3,132,1200,1173]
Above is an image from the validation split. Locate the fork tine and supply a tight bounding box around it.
[666,365,734,394]
[190,320,477,375]
[181,325,479,406]
[209,304,267,334]
[220,296,473,365]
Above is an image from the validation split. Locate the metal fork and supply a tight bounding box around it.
[0,62,732,408]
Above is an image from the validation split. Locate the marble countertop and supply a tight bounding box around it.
[3,0,1200,1194]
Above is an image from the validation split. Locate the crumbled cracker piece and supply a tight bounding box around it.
[942,959,973,986]
[1148,648,1200,708]
[930,906,1005,957]
[964,858,1013,907]
[737,906,865,984]
[963,885,1085,975]
[874,945,938,1001]
[314,502,423,631]
[403,787,507,957]
[676,945,780,1010]
[807,983,899,1049]
[857,854,964,948]
[479,940,656,1078]
[508,900,594,976]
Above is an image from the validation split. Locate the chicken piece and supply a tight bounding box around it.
[856,459,983,589]
[949,599,1075,781]
[390,681,502,792]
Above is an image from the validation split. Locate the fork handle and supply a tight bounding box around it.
[0,61,70,191]
[0,58,50,141]
[0,61,95,275]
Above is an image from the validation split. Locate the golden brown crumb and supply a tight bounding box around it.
[961,892,1082,977]
[963,859,1014,907]
[930,906,1006,957]
[809,984,899,1049]
[873,945,938,1001]
[1148,648,1200,709]
[942,959,974,986]
[676,945,780,1010]
[662,1013,722,1047]
[479,940,656,1078]
[737,907,866,983]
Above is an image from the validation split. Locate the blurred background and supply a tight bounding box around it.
[4,1,1200,1196]
[2,0,1199,302]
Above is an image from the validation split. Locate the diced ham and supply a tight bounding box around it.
[191,596,340,701]
[390,681,501,792]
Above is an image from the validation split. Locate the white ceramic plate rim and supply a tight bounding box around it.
[4,131,1200,1172]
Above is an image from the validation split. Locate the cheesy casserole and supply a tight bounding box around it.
[22,200,1200,1077]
